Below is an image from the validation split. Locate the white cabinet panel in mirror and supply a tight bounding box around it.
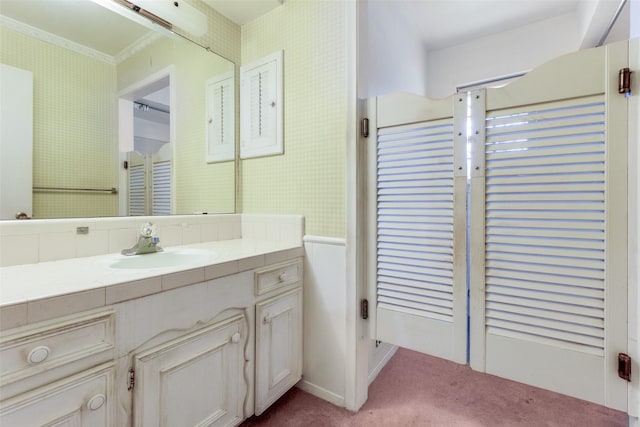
[0,0,236,219]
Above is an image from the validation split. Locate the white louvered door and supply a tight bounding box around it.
[369,40,630,411]
[370,93,468,363]
[469,42,629,410]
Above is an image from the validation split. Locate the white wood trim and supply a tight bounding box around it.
[0,15,114,64]
[377,308,457,360]
[366,97,379,344]
[486,333,605,404]
[376,92,452,128]
[628,36,640,422]
[485,46,605,110]
[345,0,368,412]
[604,39,630,411]
[206,71,235,163]
[296,379,345,408]
[368,344,397,385]
[240,51,283,159]
[302,235,346,246]
[118,66,175,215]
[468,89,488,371]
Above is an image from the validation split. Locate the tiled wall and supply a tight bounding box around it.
[240,0,347,238]
[0,215,240,267]
[0,214,305,268]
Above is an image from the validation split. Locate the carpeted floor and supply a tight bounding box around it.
[241,347,628,427]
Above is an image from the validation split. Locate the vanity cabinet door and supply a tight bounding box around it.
[132,314,246,427]
[255,287,302,415]
[0,362,115,426]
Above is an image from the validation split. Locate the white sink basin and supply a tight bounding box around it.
[107,248,218,269]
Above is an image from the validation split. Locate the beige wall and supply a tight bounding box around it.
[1,0,241,218]
[1,27,118,219]
[240,0,347,238]
[117,36,236,215]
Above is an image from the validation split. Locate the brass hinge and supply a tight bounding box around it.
[128,368,135,391]
[361,118,369,138]
[618,353,631,382]
[361,299,369,320]
[619,68,632,96]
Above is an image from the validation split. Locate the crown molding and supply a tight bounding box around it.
[1,15,116,64]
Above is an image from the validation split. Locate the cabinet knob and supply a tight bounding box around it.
[230,332,241,343]
[278,272,288,282]
[87,393,106,411]
[27,346,50,364]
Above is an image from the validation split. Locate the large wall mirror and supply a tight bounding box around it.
[0,0,236,219]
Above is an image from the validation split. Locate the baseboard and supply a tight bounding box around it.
[296,379,346,408]
[368,344,398,385]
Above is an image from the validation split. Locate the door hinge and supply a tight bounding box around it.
[618,353,631,382]
[361,118,369,138]
[618,67,632,96]
[127,368,135,391]
[361,298,369,320]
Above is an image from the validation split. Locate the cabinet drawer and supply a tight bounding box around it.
[0,308,115,386]
[254,259,302,296]
[0,362,114,426]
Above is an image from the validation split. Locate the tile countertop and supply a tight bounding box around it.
[0,239,303,327]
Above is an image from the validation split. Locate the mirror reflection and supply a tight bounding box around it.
[0,0,236,219]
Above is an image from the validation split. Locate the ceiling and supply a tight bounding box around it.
[0,0,152,59]
[203,0,283,25]
[374,0,585,50]
[0,0,620,59]
[204,0,590,51]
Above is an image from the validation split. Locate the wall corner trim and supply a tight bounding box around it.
[303,235,346,246]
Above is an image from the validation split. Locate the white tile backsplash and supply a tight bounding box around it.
[39,231,76,262]
[76,229,110,258]
[201,222,219,242]
[0,234,38,266]
[0,214,303,267]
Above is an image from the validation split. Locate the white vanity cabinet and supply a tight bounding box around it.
[132,314,246,427]
[0,255,304,427]
[255,287,303,415]
[0,308,116,426]
[114,257,303,426]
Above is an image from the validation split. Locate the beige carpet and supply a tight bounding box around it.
[242,347,627,427]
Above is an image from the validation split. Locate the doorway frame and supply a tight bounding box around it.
[117,65,175,216]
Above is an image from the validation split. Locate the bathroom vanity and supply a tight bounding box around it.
[0,238,303,426]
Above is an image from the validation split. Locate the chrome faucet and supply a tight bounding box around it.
[121,222,163,256]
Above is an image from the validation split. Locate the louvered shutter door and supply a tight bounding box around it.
[372,93,467,363]
[152,161,171,215]
[240,51,282,159]
[206,74,235,163]
[129,164,145,216]
[469,42,628,410]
